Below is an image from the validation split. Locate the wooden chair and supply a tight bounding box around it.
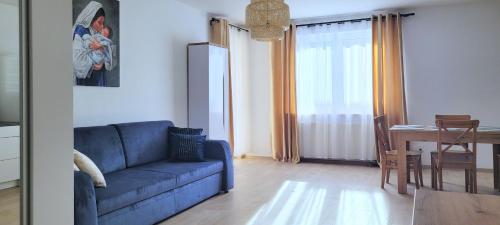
[435,115,471,121]
[432,115,471,191]
[497,155,500,190]
[374,115,423,189]
[431,119,479,193]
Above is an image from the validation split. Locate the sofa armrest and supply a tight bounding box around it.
[204,140,234,192]
[74,171,98,225]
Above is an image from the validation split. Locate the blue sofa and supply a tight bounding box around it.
[74,121,234,225]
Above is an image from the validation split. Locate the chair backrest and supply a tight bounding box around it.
[374,115,391,160]
[436,115,472,149]
[435,115,471,121]
[435,119,480,160]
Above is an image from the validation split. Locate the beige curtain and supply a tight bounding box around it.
[372,13,408,159]
[210,18,234,154]
[270,25,300,163]
[210,18,229,48]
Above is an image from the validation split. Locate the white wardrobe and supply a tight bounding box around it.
[188,43,229,141]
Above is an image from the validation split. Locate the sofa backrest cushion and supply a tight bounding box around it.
[74,126,126,174]
[113,121,174,167]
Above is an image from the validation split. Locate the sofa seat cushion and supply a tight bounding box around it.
[133,160,223,187]
[95,169,176,216]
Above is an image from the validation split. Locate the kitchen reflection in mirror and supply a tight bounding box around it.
[0,0,21,224]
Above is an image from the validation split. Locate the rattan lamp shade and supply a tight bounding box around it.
[245,0,290,41]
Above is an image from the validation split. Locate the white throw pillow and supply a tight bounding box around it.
[74,149,106,187]
[74,163,80,171]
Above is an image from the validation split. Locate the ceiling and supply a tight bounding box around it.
[179,0,477,25]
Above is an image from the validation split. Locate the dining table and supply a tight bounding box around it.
[389,124,500,194]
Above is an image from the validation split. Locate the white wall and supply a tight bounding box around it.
[30,0,74,224]
[403,0,500,168]
[0,2,20,122]
[74,0,209,127]
[248,40,272,157]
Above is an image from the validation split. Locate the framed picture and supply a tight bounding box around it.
[72,0,120,87]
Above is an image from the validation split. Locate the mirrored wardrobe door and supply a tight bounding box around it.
[0,0,23,224]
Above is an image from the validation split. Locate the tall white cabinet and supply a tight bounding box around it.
[188,43,229,141]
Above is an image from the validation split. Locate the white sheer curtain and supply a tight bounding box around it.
[296,20,376,160]
[229,27,252,157]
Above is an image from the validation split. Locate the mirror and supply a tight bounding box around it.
[0,0,21,224]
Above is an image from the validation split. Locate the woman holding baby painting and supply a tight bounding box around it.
[73,1,114,87]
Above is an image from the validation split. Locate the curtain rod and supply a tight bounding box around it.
[210,18,249,32]
[296,13,415,28]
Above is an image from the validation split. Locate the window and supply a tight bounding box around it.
[295,21,376,160]
[296,21,372,116]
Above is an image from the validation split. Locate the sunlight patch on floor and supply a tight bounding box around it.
[246,181,327,225]
[336,190,389,225]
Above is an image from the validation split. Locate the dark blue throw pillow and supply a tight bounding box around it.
[168,127,203,158]
[168,127,203,135]
[170,133,206,162]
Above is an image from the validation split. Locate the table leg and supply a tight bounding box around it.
[494,144,500,190]
[395,134,408,194]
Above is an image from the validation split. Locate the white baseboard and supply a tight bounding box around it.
[0,180,19,190]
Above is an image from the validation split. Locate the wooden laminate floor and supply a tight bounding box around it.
[0,159,496,225]
[0,187,20,225]
[159,158,497,225]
